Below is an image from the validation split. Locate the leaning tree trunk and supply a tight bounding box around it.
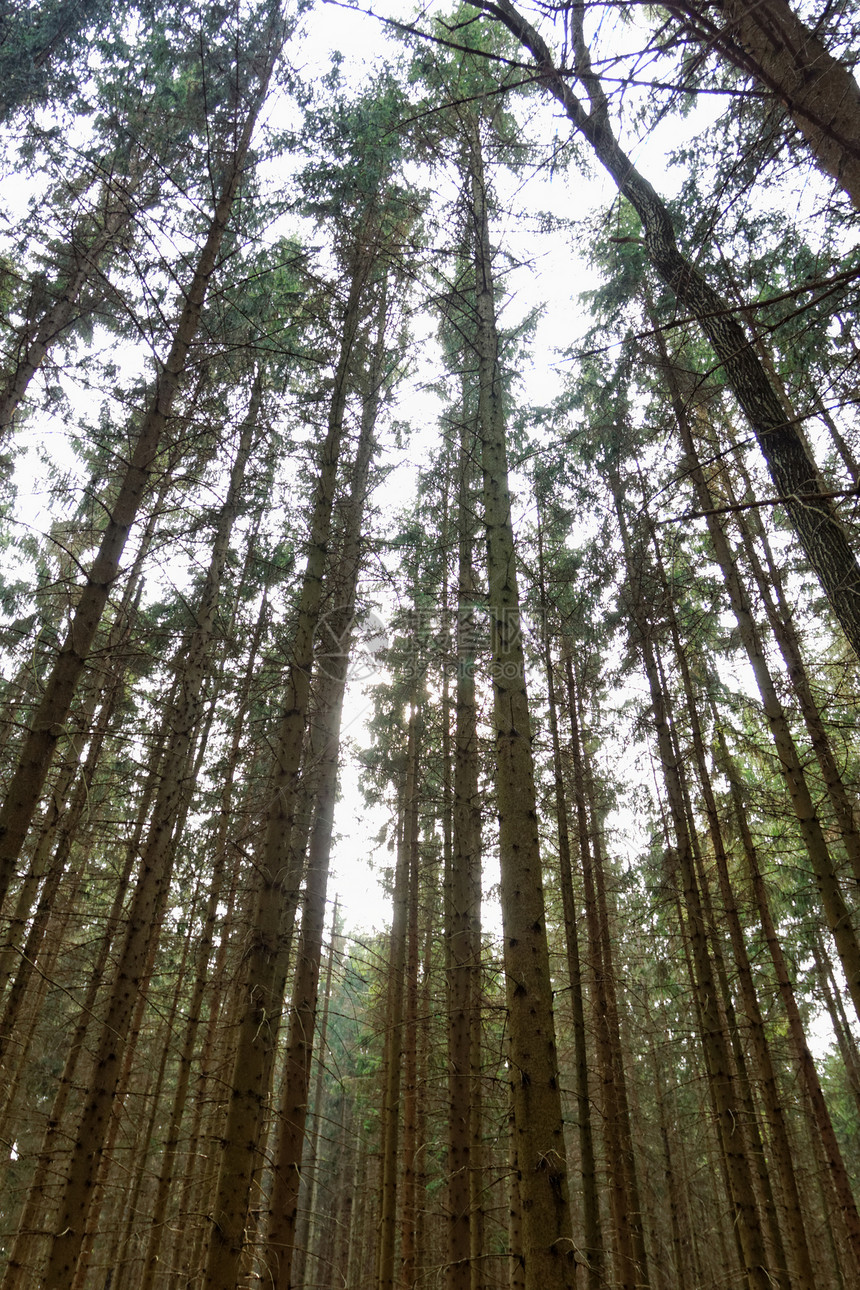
[668,0,860,208]
[472,0,860,663]
[714,722,860,1277]
[611,469,771,1290]
[650,328,860,1022]
[0,6,288,899]
[644,514,816,1290]
[0,162,144,437]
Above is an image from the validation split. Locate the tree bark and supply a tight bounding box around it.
[468,122,576,1290]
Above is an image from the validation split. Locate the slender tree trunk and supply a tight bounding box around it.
[40,378,260,1290]
[716,437,860,886]
[642,497,816,1289]
[468,123,576,1289]
[0,9,287,896]
[448,396,482,1290]
[377,710,419,1290]
[611,470,771,1290]
[0,167,143,436]
[563,648,635,1288]
[535,514,602,1290]
[292,897,339,1290]
[714,721,860,1275]
[264,318,385,1289]
[650,326,860,1021]
[399,734,422,1290]
[201,235,376,1290]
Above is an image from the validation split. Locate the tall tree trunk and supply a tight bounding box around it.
[642,496,815,1289]
[137,559,268,1290]
[0,7,287,895]
[468,122,576,1290]
[562,646,635,1288]
[263,317,385,1289]
[650,326,860,1021]
[377,708,419,1290]
[399,732,422,1290]
[535,511,602,1290]
[611,469,771,1290]
[448,394,483,1290]
[40,378,259,1290]
[714,721,860,1276]
[472,0,860,662]
[201,235,376,1290]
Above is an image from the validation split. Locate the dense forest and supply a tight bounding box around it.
[1,1,860,1288]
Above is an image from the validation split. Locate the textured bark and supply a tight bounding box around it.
[263,326,383,1290]
[469,125,576,1290]
[717,438,860,886]
[567,658,650,1290]
[471,0,860,662]
[0,676,180,1290]
[715,724,860,1275]
[669,0,860,207]
[643,503,815,1289]
[291,897,339,1290]
[399,743,421,1290]
[377,715,418,1290]
[652,332,860,1021]
[448,402,482,1290]
[137,550,268,1290]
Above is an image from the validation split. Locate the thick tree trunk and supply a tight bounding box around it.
[670,0,860,207]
